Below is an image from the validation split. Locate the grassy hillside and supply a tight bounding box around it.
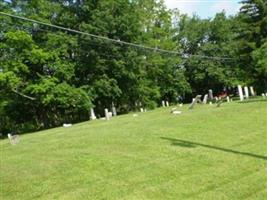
[1,100,267,199]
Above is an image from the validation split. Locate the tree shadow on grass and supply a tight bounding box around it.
[161,137,267,161]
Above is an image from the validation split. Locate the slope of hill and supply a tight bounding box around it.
[1,100,267,199]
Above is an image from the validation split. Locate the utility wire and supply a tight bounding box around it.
[0,11,236,61]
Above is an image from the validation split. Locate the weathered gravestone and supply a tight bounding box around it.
[171,107,182,115]
[8,134,20,145]
[203,94,208,104]
[208,89,213,100]
[162,100,165,107]
[189,95,202,110]
[111,103,117,117]
[238,85,244,101]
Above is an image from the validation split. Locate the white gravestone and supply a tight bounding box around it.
[140,108,144,112]
[208,89,213,100]
[189,95,202,109]
[63,123,72,128]
[250,86,255,96]
[166,101,169,107]
[8,134,20,145]
[203,94,208,104]
[238,85,244,101]
[162,100,165,107]
[111,105,117,117]
[90,108,97,120]
[104,108,110,120]
[244,86,249,99]
[226,96,230,102]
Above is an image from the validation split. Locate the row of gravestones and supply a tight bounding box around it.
[169,85,260,111]
[237,85,256,101]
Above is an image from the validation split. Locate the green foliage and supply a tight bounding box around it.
[0,0,266,134]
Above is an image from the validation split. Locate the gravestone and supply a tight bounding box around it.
[250,86,255,96]
[166,101,169,107]
[262,93,266,98]
[140,108,144,112]
[162,100,165,107]
[90,108,97,120]
[171,107,182,115]
[189,95,202,110]
[8,134,20,145]
[238,85,244,101]
[104,108,110,120]
[63,123,72,128]
[226,96,230,102]
[203,94,208,104]
[111,103,117,117]
[208,89,213,100]
[244,86,249,99]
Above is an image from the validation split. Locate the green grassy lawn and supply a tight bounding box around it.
[1,100,267,199]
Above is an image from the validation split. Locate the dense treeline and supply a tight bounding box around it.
[0,0,266,134]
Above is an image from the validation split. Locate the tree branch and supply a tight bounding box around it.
[12,89,36,101]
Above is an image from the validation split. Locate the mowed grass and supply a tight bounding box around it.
[1,100,267,200]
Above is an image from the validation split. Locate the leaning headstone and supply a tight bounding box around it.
[162,100,165,107]
[104,108,110,120]
[208,89,213,100]
[189,95,202,110]
[244,86,249,99]
[8,134,20,145]
[166,101,169,107]
[203,94,208,104]
[90,108,97,120]
[238,85,244,101]
[250,86,255,96]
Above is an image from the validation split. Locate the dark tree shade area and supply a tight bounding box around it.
[0,0,266,134]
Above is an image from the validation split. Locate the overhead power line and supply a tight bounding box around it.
[0,11,235,61]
